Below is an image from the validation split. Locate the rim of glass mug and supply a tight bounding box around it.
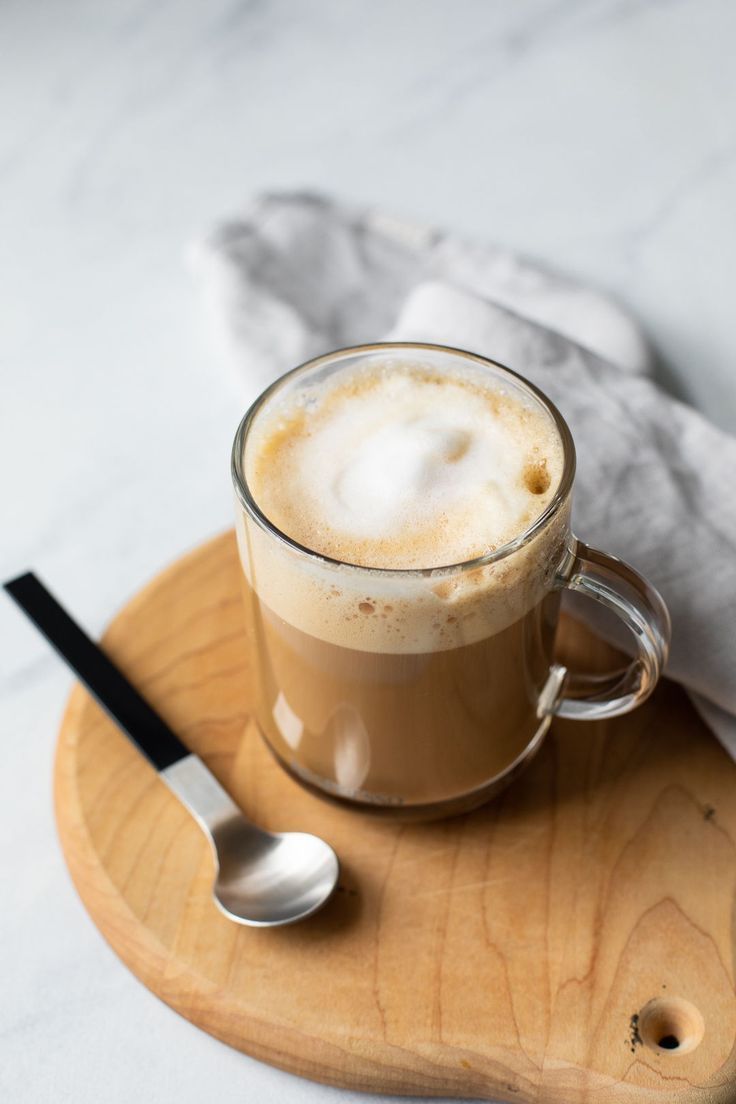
[231,341,576,576]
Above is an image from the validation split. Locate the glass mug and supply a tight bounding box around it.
[231,344,670,819]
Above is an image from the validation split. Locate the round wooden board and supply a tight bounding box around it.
[55,531,736,1103]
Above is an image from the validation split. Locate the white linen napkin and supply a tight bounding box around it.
[191,192,736,755]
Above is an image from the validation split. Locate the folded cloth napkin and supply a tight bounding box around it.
[191,192,736,756]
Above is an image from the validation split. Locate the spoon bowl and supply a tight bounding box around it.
[162,754,340,927]
[212,819,340,926]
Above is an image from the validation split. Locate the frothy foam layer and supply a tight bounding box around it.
[247,363,563,570]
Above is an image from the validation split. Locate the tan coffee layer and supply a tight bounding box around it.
[245,578,557,805]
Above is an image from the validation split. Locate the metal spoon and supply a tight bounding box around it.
[5,572,339,927]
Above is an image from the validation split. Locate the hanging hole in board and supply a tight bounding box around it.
[638,997,704,1055]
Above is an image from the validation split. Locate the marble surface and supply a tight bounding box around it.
[2,2,735,1101]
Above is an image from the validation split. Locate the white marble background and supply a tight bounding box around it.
[2,2,735,1101]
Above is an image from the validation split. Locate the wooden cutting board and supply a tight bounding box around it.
[54,530,736,1103]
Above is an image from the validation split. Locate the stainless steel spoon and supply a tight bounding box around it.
[5,572,339,927]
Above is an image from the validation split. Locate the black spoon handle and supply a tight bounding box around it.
[4,572,188,772]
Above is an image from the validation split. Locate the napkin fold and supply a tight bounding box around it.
[192,192,736,755]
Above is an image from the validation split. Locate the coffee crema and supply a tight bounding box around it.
[247,361,563,570]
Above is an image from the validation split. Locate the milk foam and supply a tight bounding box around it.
[236,359,569,654]
[247,363,563,570]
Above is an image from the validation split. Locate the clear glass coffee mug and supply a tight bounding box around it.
[231,344,670,819]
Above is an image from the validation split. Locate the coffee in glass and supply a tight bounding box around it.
[232,344,669,818]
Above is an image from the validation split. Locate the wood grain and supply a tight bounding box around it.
[54,530,736,1102]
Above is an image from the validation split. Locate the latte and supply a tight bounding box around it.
[235,351,569,814]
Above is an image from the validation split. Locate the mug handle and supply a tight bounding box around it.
[551,538,671,720]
